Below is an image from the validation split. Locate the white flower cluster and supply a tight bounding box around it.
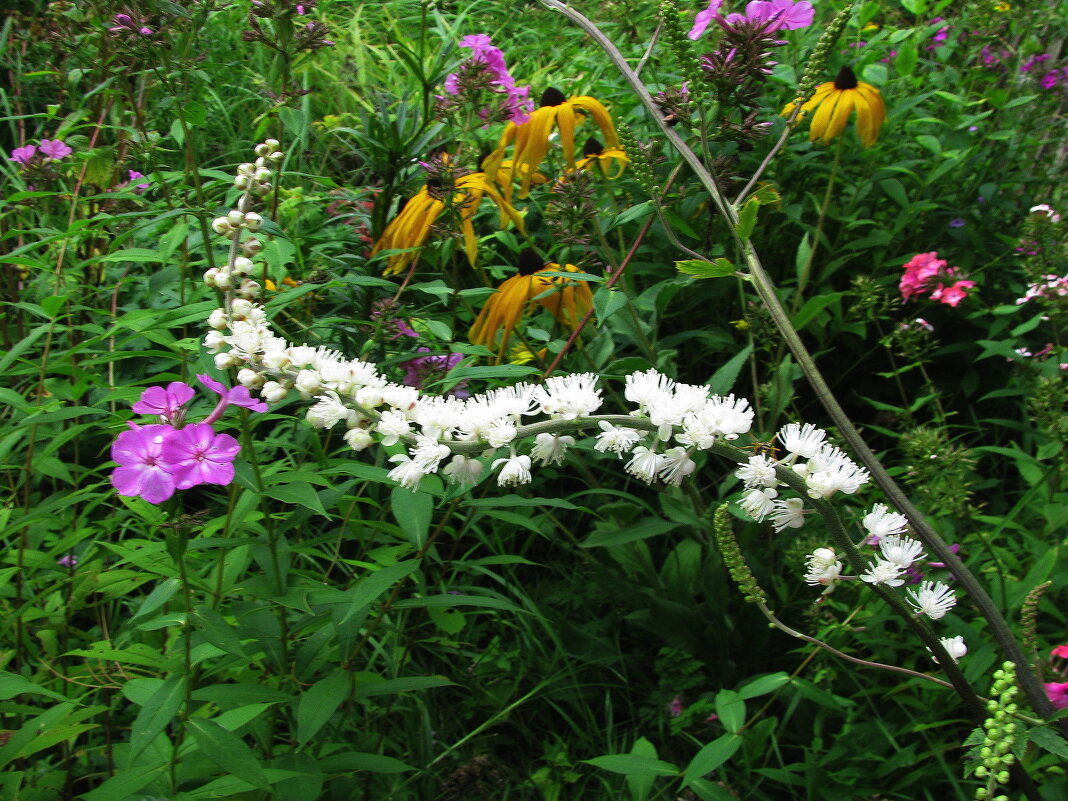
[203,139,283,299]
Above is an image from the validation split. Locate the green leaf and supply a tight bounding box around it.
[318,752,415,773]
[127,675,186,766]
[392,594,520,612]
[791,292,844,332]
[81,764,168,801]
[738,672,790,699]
[353,675,453,699]
[465,496,580,510]
[594,286,628,324]
[707,344,752,396]
[581,519,679,548]
[627,737,659,801]
[0,672,68,702]
[98,248,165,263]
[297,669,349,747]
[186,717,269,790]
[444,364,542,382]
[584,754,680,777]
[391,486,433,547]
[682,734,743,788]
[271,482,328,516]
[1027,726,1068,759]
[675,259,735,280]
[340,560,421,624]
[879,178,909,209]
[714,689,746,733]
[895,38,918,76]
[734,198,759,240]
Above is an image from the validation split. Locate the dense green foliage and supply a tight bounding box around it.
[1,0,1067,799]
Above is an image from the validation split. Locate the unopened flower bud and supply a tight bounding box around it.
[234,175,250,190]
[260,381,288,403]
[237,368,265,388]
[254,143,271,158]
[204,330,225,352]
[344,428,374,451]
[262,351,289,370]
[238,162,255,175]
[211,217,232,235]
[203,267,220,286]
[264,138,280,151]
[255,168,272,182]
[238,279,261,298]
[268,150,284,163]
[230,298,253,317]
[255,156,268,169]
[214,351,240,370]
[207,308,228,329]
[242,238,263,257]
[231,256,254,275]
[244,212,263,231]
[214,271,233,289]
[295,369,322,394]
[227,209,245,226]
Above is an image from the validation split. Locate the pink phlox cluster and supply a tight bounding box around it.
[444,34,533,124]
[109,12,154,36]
[981,46,1010,69]
[899,251,975,307]
[689,0,813,39]
[111,375,267,503]
[10,138,72,168]
[926,17,949,48]
[1016,274,1068,305]
[119,169,151,193]
[1021,53,1051,73]
[1047,682,1068,710]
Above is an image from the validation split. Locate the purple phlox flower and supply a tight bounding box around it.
[57,554,78,568]
[880,50,897,63]
[111,423,177,504]
[928,17,949,44]
[401,348,469,397]
[949,218,966,228]
[689,0,724,40]
[120,169,151,193]
[161,423,240,490]
[849,41,867,48]
[669,695,685,717]
[10,145,36,166]
[1045,682,1068,710]
[723,0,813,33]
[1040,70,1060,90]
[197,373,269,413]
[38,139,72,162]
[394,318,419,339]
[1021,54,1050,74]
[445,34,533,124]
[132,381,195,423]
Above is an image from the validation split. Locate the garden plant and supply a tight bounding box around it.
[1,0,1067,799]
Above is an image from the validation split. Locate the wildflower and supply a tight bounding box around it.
[928,278,975,307]
[769,497,806,531]
[483,87,619,200]
[878,534,926,568]
[388,454,428,490]
[906,580,956,619]
[493,453,533,486]
[371,166,525,275]
[531,433,575,466]
[57,554,78,568]
[1051,644,1068,659]
[469,258,593,363]
[198,373,269,412]
[781,66,886,149]
[307,391,351,429]
[111,424,177,504]
[736,454,778,488]
[739,487,777,520]
[725,0,815,32]
[861,559,906,587]
[803,547,842,588]
[862,503,910,542]
[777,422,826,459]
[899,251,975,307]
[10,145,36,166]
[594,420,643,455]
[574,137,629,179]
[132,382,196,424]
[626,446,663,484]
[930,635,967,664]
[443,34,533,124]
[689,0,724,39]
[669,695,685,717]
[534,372,602,419]
[658,446,697,485]
[400,348,467,396]
[38,139,72,162]
[442,454,484,486]
[949,217,965,228]
[161,423,241,490]
[1029,204,1061,222]
[410,435,452,472]
[803,444,870,499]
[1045,682,1068,710]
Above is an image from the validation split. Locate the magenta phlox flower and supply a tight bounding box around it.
[929,279,975,307]
[197,373,269,412]
[1021,54,1050,74]
[445,34,533,124]
[689,0,724,39]
[1051,644,1068,659]
[899,252,946,301]
[111,423,178,504]
[125,169,151,192]
[726,0,813,32]
[1046,682,1068,710]
[132,381,195,421]
[10,145,36,166]
[38,139,72,162]
[927,17,949,45]
[161,423,241,490]
[57,554,78,568]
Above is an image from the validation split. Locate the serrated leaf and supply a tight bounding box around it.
[676,259,734,279]
[1027,726,1068,759]
[735,198,759,240]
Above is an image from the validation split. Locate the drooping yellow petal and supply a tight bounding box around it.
[782,82,835,119]
[821,89,855,144]
[555,102,578,169]
[570,96,619,148]
[372,189,444,275]
[853,82,885,147]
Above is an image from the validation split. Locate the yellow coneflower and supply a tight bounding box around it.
[574,137,629,179]
[483,87,620,200]
[371,171,525,276]
[470,252,594,363]
[782,66,886,149]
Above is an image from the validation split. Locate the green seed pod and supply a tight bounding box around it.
[713,503,768,605]
[795,3,854,104]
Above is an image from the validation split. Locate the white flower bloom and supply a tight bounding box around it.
[237,368,264,389]
[930,635,967,664]
[658,446,696,486]
[770,497,807,532]
[208,308,228,330]
[376,409,412,446]
[307,391,349,429]
[204,330,226,353]
[625,446,662,484]
[483,384,537,419]
[419,396,464,441]
[343,428,374,451]
[878,534,926,569]
[594,421,643,456]
[287,345,318,367]
[294,369,322,395]
[862,503,910,541]
[485,419,518,448]
[493,454,533,487]
[354,383,385,409]
[907,581,956,620]
[804,547,842,588]
[387,454,427,491]
[861,559,906,587]
[531,433,575,466]
[442,455,483,486]
[777,422,827,459]
[380,383,420,414]
[261,348,290,371]
[534,373,602,419]
[736,455,778,489]
[700,394,754,440]
[260,381,288,403]
[410,436,451,472]
[625,368,675,411]
[804,444,870,499]
[739,487,777,521]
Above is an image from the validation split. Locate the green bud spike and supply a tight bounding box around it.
[713,503,767,605]
[795,3,854,104]
[617,122,659,196]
